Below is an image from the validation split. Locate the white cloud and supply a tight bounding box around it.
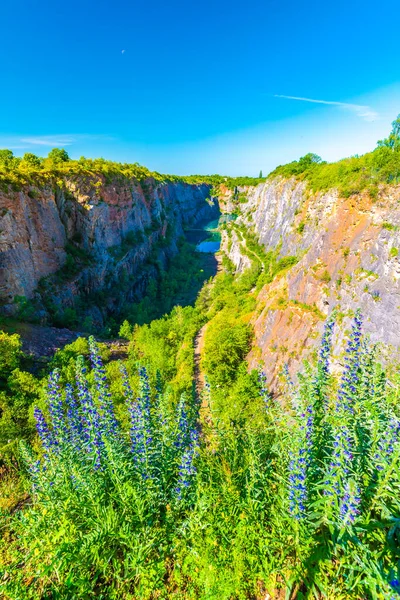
[20,135,75,147]
[4,144,32,150]
[274,94,379,122]
[0,134,116,152]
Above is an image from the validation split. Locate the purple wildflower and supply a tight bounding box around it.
[318,314,335,377]
[47,369,66,447]
[390,578,400,597]
[121,365,154,478]
[288,405,313,520]
[33,407,54,451]
[374,416,400,471]
[65,383,82,447]
[75,356,103,470]
[175,430,198,501]
[258,369,271,410]
[175,395,190,449]
[288,447,308,520]
[338,481,361,526]
[336,311,363,414]
[89,336,118,436]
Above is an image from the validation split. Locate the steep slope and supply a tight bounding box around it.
[221,178,400,387]
[0,175,218,326]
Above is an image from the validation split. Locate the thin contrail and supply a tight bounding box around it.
[274,94,378,122]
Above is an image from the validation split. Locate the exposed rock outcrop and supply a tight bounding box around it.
[0,176,218,325]
[222,178,400,387]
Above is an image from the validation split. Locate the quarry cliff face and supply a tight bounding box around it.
[4,170,400,384]
[222,178,400,388]
[0,176,217,324]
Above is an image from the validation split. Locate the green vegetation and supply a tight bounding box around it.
[1,313,400,599]
[108,229,145,260]
[297,220,306,233]
[0,333,40,460]
[269,114,400,197]
[124,264,263,420]
[223,176,265,190]
[0,147,264,192]
[320,269,331,283]
[383,222,398,231]
[228,222,298,291]
[121,237,217,328]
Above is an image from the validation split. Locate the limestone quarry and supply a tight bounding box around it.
[221,178,400,385]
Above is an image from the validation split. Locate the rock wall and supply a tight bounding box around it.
[222,178,400,388]
[0,176,218,324]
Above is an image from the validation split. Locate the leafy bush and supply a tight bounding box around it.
[203,312,252,386]
[119,319,133,340]
[320,269,331,283]
[0,333,41,459]
[12,296,38,322]
[0,332,22,380]
[297,221,306,234]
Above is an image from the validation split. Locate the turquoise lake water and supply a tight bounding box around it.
[196,240,221,253]
[185,214,236,254]
[196,218,221,253]
[194,215,236,253]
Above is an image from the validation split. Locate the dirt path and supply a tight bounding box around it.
[194,323,207,401]
[236,227,264,270]
[193,251,223,404]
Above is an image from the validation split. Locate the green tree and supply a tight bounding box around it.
[47,148,70,163]
[259,170,263,178]
[377,114,400,151]
[119,320,133,340]
[298,153,322,168]
[0,332,22,381]
[21,152,42,168]
[0,149,16,167]
[203,316,252,386]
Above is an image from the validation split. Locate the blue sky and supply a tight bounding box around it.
[1,0,400,175]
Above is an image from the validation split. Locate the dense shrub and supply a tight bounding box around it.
[0,333,41,461]
[0,332,22,380]
[203,312,252,386]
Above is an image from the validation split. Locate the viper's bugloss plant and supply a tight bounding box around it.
[2,316,400,599]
